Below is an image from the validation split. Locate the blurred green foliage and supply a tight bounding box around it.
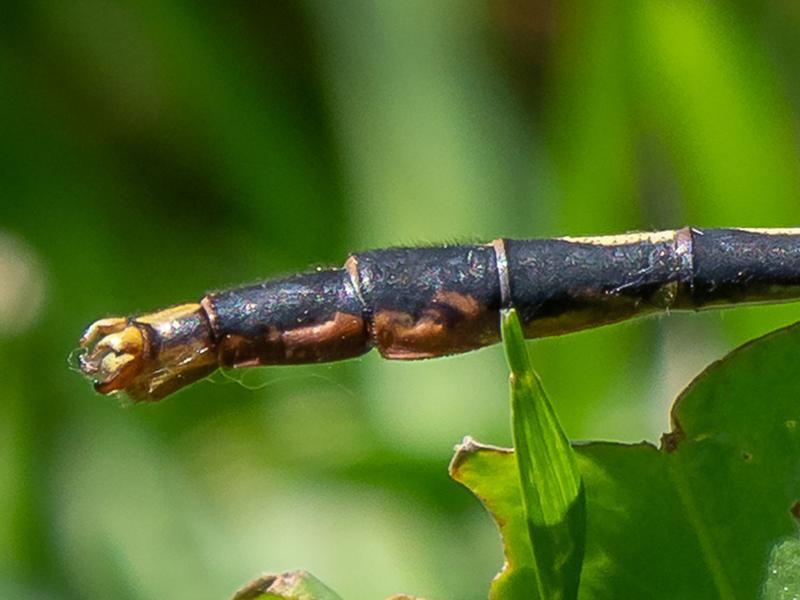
[2,2,800,598]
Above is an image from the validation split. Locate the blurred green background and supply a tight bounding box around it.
[3,2,800,598]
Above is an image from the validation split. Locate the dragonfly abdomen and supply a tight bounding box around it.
[77,227,800,401]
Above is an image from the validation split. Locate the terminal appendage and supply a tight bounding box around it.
[78,304,218,401]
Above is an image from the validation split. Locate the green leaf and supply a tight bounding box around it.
[501,308,584,526]
[451,310,585,599]
[230,571,342,600]
[450,438,537,598]
[497,309,585,599]
[452,321,800,599]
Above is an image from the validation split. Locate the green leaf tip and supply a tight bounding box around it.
[500,309,583,521]
[230,571,342,600]
[499,308,586,599]
[449,437,538,598]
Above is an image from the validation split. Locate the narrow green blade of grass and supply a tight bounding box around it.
[501,308,585,600]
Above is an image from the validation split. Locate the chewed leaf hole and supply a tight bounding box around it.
[790,501,800,520]
[741,451,753,463]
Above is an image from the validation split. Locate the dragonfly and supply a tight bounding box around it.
[77,227,800,402]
